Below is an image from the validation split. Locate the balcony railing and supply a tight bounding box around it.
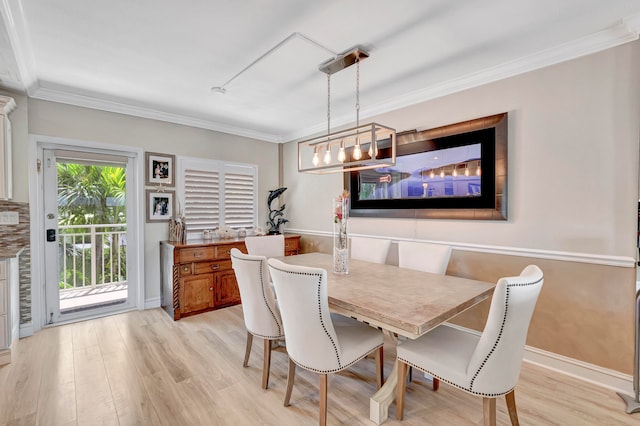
[58,224,127,293]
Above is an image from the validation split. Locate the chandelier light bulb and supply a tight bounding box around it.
[429,170,435,179]
[440,169,445,178]
[465,167,470,176]
[323,147,332,164]
[453,168,458,177]
[353,143,362,160]
[368,142,378,158]
[476,166,481,176]
[312,151,320,167]
[338,147,346,162]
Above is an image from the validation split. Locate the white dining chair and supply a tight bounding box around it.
[395,265,544,426]
[267,258,384,426]
[398,240,452,274]
[350,236,391,264]
[398,240,453,385]
[245,234,285,258]
[230,248,285,389]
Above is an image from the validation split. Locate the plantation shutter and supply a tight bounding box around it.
[223,165,256,230]
[178,157,257,241]
[183,168,220,239]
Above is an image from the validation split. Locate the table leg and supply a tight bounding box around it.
[370,359,398,424]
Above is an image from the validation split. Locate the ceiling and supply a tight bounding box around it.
[1,1,639,143]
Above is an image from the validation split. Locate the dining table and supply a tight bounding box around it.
[278,252,496,424]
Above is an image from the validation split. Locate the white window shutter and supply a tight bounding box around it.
[224,171,256,230]
[183,168,220,239]
[177,157,257,241]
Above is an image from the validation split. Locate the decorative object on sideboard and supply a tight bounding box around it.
[215,226,237,239]
[332,190,349,275]
[168,214,186,243]
[266,187,288,235]
[253,226,266,236]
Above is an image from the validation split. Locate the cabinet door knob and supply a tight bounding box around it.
[182,266,189,272]
[211,264,220,270]
[209,287,213,291]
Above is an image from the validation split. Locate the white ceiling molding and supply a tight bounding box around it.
[31,85,283,143]
[0,0,37,94]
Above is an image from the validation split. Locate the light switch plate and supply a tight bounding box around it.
[0,211,19,225]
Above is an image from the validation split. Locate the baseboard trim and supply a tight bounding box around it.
[287,229,636,268]
[0,349,10,366]
[19,322,33,338]
[444,323,633,395]
[144,297,161,310]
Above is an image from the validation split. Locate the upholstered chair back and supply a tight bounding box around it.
[267,258,345,372]
[350,237,391,264]
[398,241,452,274]
[466,265,544,395]
[245,234,285,258]
[230,249,284,339]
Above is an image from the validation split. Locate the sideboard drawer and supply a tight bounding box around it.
[215,244,244,260]
[194,260,232,275]
[178,247,215,263]
[178,264,193,276]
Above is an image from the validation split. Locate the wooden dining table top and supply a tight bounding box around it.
[278,252,496,339]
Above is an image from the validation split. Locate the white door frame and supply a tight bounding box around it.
[28,134,145,332]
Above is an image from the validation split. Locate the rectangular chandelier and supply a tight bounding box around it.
[297,46,396,174]
[298,122,396,174]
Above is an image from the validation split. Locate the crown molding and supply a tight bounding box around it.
[0,0,37,94]
[31,85,283,143]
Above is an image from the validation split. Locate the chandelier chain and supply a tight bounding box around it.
[327,73,331,138]
[356,58,360,127]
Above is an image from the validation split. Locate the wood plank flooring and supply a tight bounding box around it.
[0,306,636,425]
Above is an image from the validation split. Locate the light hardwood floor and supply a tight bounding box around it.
[0,306,636,425]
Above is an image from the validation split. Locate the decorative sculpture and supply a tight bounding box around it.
[267,187,289,235]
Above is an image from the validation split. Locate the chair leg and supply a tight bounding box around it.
[433,378,439,391]
[396,361,409,420]
[243,332,253,367]
[283,358,296,406]
[262,338,272,389]
[374,346,384,389]
[483,397,496,426]
[319,374,328,426]
[505,389,520,426]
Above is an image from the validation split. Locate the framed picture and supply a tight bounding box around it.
[145,152,175,186]
[146,190,174,223]
[346,113,508,220]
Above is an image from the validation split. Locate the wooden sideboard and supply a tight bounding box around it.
[160,234,301,320]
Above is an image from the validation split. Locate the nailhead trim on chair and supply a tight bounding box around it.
[468,276,543,392]
[270,263,384,374]
[397,275,543,397]
[231,253,284,339]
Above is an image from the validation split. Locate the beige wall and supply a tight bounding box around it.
[23,99,279,303]
[284,41,640,375]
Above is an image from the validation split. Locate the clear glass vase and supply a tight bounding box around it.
[333,195,349,274]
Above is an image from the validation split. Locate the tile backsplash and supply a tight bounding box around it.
[0,200,31,324]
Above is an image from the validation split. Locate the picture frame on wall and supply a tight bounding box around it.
[145,151,175,186]
[146,189,174,223]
